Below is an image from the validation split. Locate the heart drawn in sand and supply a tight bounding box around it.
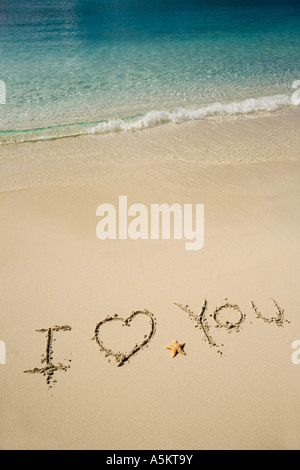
[93,310,157,367]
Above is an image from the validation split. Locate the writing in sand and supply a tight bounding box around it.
[24,298,289,389]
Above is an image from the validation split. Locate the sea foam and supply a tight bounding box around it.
[0,93,296,145]
[88,94,293,135]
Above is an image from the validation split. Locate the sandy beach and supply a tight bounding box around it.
[0,108,300,450]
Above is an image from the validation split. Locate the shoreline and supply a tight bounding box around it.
[1,92,296,145]
[0,106,299,193]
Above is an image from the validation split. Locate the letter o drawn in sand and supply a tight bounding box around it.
[213,303,245,333]
[93,310,157,367]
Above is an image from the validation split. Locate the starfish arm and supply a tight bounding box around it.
[178,347,186,356]
[172,348,177,358]
[165,345,173,350]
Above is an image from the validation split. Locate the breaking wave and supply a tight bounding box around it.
[0,93,297,144]
[88,94,293,135]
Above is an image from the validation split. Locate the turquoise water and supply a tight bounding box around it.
[0,0,300,143]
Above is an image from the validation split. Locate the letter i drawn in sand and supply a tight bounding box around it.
[24,325,72,389]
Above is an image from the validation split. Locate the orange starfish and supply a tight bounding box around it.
[165,340,186,358]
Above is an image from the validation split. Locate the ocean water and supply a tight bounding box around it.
[0,0,300,144]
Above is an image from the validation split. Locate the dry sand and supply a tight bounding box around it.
[0,108,300,450]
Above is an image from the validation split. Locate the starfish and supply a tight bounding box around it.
[165,340,186,358]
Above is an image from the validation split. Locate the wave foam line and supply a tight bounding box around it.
[89,94,293,135]
[0,93,297,146]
